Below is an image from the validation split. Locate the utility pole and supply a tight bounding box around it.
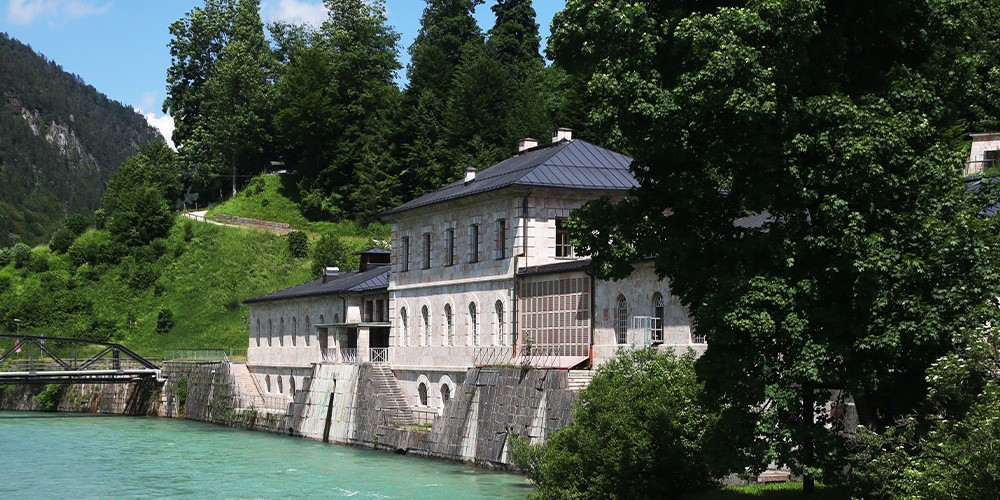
[13,318,20,335]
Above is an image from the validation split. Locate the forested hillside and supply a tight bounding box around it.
[0,33,161,247]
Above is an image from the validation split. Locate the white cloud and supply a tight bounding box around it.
[134,106,175,149]
[262,0,327,27]
[7,0,110,25]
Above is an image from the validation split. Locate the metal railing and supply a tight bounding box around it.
[474,345,585,369]
[411,408,437,426]
[163,349,229,362]
[965,159,995,176]
[232,393,291,413]
[369,348,389,363]
[321,348,337,363]
[341,348,359,364]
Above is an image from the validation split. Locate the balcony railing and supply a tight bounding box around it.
[964,159,995,176]
[341,348,359,364]
[369,348,389,363]
[321,348,337,363]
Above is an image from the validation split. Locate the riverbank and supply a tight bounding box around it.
[0,360,577,470]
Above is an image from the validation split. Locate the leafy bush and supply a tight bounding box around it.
[518,348,716,499]
[0,247,11,267]
[311,233,354,276]
[49,227,76,254]
[68,230,120,267]
[33,384,64,411]
[10,243,31,268]
[175,376,188,403]
[287,231,308,258]
[182,220,195,242]
[156,308,174,334]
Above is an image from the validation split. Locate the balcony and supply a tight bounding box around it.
[965,159,995,176]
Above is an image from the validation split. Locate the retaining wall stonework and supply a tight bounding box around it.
[0,361,579,469]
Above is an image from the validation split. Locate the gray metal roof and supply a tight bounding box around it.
[381,139,636,217]
[517,259,592,276]
[244,266,389,304]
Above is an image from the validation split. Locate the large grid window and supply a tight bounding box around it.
[445,228,456,266]
[555,219,574,257]
[401,237,410,272]
[616,295,628,344]
[422,233,431,269]
[495,219,506,259]
[469,224,480,263]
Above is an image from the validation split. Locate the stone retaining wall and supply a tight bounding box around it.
[213,214,292,233]
[0,361,579,469]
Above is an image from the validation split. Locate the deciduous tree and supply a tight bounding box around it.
[550,0,1000,485]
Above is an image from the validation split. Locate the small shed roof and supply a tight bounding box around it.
[244,265,389,304]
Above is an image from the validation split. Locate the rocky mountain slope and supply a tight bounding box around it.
[0,32,161,246]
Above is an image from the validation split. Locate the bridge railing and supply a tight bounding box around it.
[0,335,160,380]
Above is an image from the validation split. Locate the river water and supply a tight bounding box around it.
[0,412,533,499]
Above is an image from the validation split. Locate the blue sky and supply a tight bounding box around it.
[0,0,566,142]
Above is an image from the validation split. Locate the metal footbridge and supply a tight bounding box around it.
[0,334,163,384]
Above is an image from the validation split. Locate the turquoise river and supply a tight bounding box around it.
[0,412,533,499]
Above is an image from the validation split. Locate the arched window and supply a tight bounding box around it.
[444,304,453,346]
[292,317,297,346]
[290,376,296,395]
[305,316,311,346]
[400,307,409,347]
[418,382,428,406]
[319,315,325,346]
[277,375,284,394]
[421,306,430,346]
[255,319,261,347]
[265,374,271,393]
[469,302,478,346]
[652,293,665,343]
[268,319,273,347]
[441,384,451,403]
[495,300,505,346]
[279,317,285,346]
[616,295,628,344]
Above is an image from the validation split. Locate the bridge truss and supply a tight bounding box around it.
[0,334,163,384]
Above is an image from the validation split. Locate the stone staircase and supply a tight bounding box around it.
[369,364,415,425]
[229,363,265,408]
[567,369,595,391]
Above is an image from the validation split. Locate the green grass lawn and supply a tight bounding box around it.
[205,174,389,242]
[687,481,851,499]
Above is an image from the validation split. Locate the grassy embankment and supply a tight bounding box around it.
[0,175,389,358]
[688,481,850,499]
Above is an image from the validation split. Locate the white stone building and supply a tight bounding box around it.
[244,129,705,414]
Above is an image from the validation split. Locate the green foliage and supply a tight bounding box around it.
[156,308,174,334]
[49,228,76,254]
[311,233,355,277]
[32,384,64,411]
[176,377,188,403]
[0,247,11,267]
[525,349,715,499]
[0,34,160,247]
[552,0,1000,479]
[68,229,121,267]
[182,220,195,242]
[287,231,308,258]
[10,243,31,268]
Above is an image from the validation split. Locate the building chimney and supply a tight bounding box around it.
[464,155,476,183]
[322,267,340,283]
[518,137,538,152]
[552,127,573,143]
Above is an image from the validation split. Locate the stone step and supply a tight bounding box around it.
[567,369,595,391]
[369,364,415,425]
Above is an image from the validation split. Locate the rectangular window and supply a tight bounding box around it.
[469,224,480,263]
[401,237,410,272]
[495,219,506,259]
[422,233,431,269]
[555,219,574,258]
[445,228,456,266]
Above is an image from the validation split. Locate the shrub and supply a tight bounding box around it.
[182,220,195,242]
[10,243,31,268]
[287,231,308,258]
[33,384,64,411]
[156,308,174,334]
[311,233,353,276]
[0,247,11,267]
[68,230,120,267]
[519,348,716,499]
[49,228,76,254]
